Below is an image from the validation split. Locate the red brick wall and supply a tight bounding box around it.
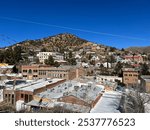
[68,69,76,80]
[58,95,89,106]
[46,79,66,89]
[15,90,33,101]
[91,94,102,108]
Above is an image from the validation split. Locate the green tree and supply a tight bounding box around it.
[54,61,60,67]
[13,46,22,63]
[66,51,77,65]
[41,47,47,52]
[4,48,14,64]
[35,57,40,64]
[110,47,116,52]
[114,61,123,76]
[69,51,73,59]
[88,54,92,60]
[12,65,18,73]
[141,63,150,75]
[121,48,125,51]
[148,54,150,61]
[0,51,4,63]
[45,55,55,65]
[69,58,77,65]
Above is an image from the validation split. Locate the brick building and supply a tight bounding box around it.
[124,55,144,63]
[122,68,139,87]
[3,78,66,106]
[27,81,104,112]
[21,65,84,80]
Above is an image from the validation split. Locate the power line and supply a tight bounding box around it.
[0,34,17,46]
[0,34,17,42]
[0,16,150,42]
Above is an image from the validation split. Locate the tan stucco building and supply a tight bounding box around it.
[122,68,139,87]
[21,64,84,80]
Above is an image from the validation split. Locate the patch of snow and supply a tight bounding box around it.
[90,91,122,113]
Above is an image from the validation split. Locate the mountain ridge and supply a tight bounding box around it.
[6,33,89,52]
[126,46,150,54]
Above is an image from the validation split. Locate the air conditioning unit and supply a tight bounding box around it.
[63,92,68,96]
[74,86,79,91]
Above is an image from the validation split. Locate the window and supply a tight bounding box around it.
[12,94,14,105]
[21,94,24,98]
[12,99,14,105]
[29,95,32,101]
[33,70,38,73]
[8,94,11,102]
[129,74,132,76]
[124,74,128,76]
[28,69,32,74]
[23,70,27,73]
[25,94,28,103]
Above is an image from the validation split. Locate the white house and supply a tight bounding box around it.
[82,62,89,68]
[103,62,111,68]
[95,62,101,67]
[75,54,82,59]
[91,56,99,61]
[53,53,64,61]
[37,52,54,63]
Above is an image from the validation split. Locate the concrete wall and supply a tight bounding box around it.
[0,89,3,102]
[146,82,150,93]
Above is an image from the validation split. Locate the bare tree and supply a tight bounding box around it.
[120,89,150,113]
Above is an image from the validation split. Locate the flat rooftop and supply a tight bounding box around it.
[90,91,122,113]
[141,75,150,82]
[0,65,14,69]
[37,80,78,99]
[36,80,105,103]
[3,78,64,92]
[22,65,80,70]
[122,68,139,72]
[16,78,63,92]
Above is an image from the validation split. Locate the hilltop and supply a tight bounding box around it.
[0,32,121,65]
[12,33,88,52]
[126,46,150,54]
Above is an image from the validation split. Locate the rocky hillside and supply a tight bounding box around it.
[126,46,150,54]
[13,33,88,52]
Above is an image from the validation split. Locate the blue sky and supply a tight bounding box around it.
[0,0,150,48]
